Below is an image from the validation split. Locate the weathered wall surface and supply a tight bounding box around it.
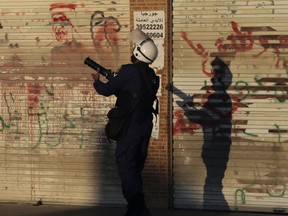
[0,0,130,205]
[0,0,170,208]
[172,0,288,212]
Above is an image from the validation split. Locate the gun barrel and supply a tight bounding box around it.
[84,57,114,80]
[84,57,107,73]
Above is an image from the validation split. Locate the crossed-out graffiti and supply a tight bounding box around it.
[175,20,288,209]
[0,2,123,149]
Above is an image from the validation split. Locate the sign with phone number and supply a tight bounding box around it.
[134,11,165,39]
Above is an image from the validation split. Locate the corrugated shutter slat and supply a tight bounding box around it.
[172,0,288,212]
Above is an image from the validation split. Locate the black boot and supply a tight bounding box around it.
[125,193,146,216]
[123,208,136,216]
[135,207,153,216]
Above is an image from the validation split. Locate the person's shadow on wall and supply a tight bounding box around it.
[169,56,232,210]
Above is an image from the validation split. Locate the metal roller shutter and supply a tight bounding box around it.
[0,0,130,205]
[172,0,288,213]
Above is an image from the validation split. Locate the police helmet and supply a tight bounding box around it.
[133,38,158,64]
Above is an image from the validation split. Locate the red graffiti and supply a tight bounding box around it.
[47,3,93,69]
[50,12,72,42]
[89,11,121,68]
[173,109,201,135]
[90,11,121,47]
[48,3,79,44]
[228,21,254,52]
[93,19,120,47]
[181,21,255,77]
[50,3,76,11]
[27,84,42,116]
[181,20,288,75]
[214,21,254,53]
[201,59,213,78]
[177,21,288,136]
[181,32,209,58]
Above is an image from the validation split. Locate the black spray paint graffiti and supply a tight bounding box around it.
[90,10,122,66]
[0,22,21,48]
[90,10,121,47]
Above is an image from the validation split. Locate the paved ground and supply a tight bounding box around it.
[0,202,285,216]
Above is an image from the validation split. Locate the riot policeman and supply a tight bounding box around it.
[91,29,158,216]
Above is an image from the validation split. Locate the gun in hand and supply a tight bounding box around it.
[84,57,115,80]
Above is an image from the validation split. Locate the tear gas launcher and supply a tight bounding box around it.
[84,57,115,80]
